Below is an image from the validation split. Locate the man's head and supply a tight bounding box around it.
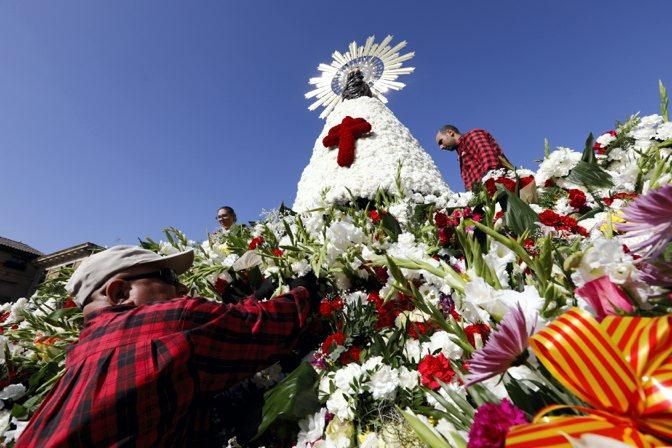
[436,124,462,151]
[216,206,237,230]
[66,245,194,316]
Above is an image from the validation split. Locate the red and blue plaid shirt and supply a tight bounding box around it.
[456,129,506,190]
[16,288,310,447]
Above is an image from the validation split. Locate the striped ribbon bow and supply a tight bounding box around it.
[506,308,672,447]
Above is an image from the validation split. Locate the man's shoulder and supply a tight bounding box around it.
[464,128,492,138]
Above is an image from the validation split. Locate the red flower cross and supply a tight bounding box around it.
[322,116,372,167]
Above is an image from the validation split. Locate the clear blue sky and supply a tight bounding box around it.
[2,0,671,254]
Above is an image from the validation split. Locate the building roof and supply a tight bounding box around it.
[34,242,103,269]
[0,236,44,257]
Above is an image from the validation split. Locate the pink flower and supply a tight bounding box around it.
[464,303,534,386]
[618,184,672,259]
[467,399,527,448]
[575,275,634,321]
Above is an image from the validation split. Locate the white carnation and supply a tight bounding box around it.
[333,363,364,394]
[367,364,399,400]
[536,147,582,185]
[595,132,617,147]
[326,390,355,421]
[296,408,327,448]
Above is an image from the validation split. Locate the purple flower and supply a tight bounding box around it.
[638,261,672,288]
[618,184,672,259]
[467,399,528,448]
[464,303,534,386]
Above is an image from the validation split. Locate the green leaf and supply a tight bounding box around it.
[381,213,402,242]
[503,188,539,236]
[580,132,596,164]
[399,409,451,448]
[11,403,28,419]
[255,362,320,439]
[566,161,614,189]
[660,79,669,122]
[544,138,550,158]
[503,375,575,417]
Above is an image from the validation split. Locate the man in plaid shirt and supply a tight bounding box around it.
[436,125,510,191]
[16,245,316,447]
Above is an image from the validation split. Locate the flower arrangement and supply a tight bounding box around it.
[1,86,671,447]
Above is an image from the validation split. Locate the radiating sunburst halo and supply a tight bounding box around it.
[305,35,415,119]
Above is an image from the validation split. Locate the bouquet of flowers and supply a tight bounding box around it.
[1,85,671,448]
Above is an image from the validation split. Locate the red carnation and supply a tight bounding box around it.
[373,267,389,284]
[484,178,497,196]
[437,227,453,246]
[539,209,561,227]
[338,346,362,364]
[319,297,344,317]
[319,300,333,317]
[407,321,436,339]
[248,236,264,250]
[418,353,455,390]
[369,210,382,224]
[321,331,346,354]
[519,176,535,189]
[62,297,77,309]
[272,248,284,257]
[464,323,491,347]
[434,212,449,228]
[568,189,587,210]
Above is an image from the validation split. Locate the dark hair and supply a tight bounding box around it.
[218,206,237,222]
[438,124,461,135]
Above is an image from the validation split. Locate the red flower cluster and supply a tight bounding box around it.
[406,321,437,339]
[321,331,345,354]
[602,192,638,206]
[567,189,587,210]
[271,248,284,257]
[248,236,264,250]
[484,175,535,197]
[538,209,588,236]
[464,323,491,347]
[435,208,481,246]
[367,291,414,330]
[418,353,455,390]
[592,130,617,155]
[322,116,372,167]
[319,297,344,317]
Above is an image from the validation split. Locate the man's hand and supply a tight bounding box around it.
[288,273,320,310]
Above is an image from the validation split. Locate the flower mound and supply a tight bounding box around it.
[467,399,527,448]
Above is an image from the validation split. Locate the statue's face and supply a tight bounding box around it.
[436,131,458,151]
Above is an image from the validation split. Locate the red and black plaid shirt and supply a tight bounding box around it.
[16,288,310,447]
[456,129,506,190]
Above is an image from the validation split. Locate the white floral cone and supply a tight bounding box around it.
[293,96,451,211]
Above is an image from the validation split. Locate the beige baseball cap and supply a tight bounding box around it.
[66,245,194,307]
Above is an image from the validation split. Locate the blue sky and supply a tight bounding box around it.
[1,0,671,254]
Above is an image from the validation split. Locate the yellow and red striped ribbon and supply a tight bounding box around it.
[506,308,672,447]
